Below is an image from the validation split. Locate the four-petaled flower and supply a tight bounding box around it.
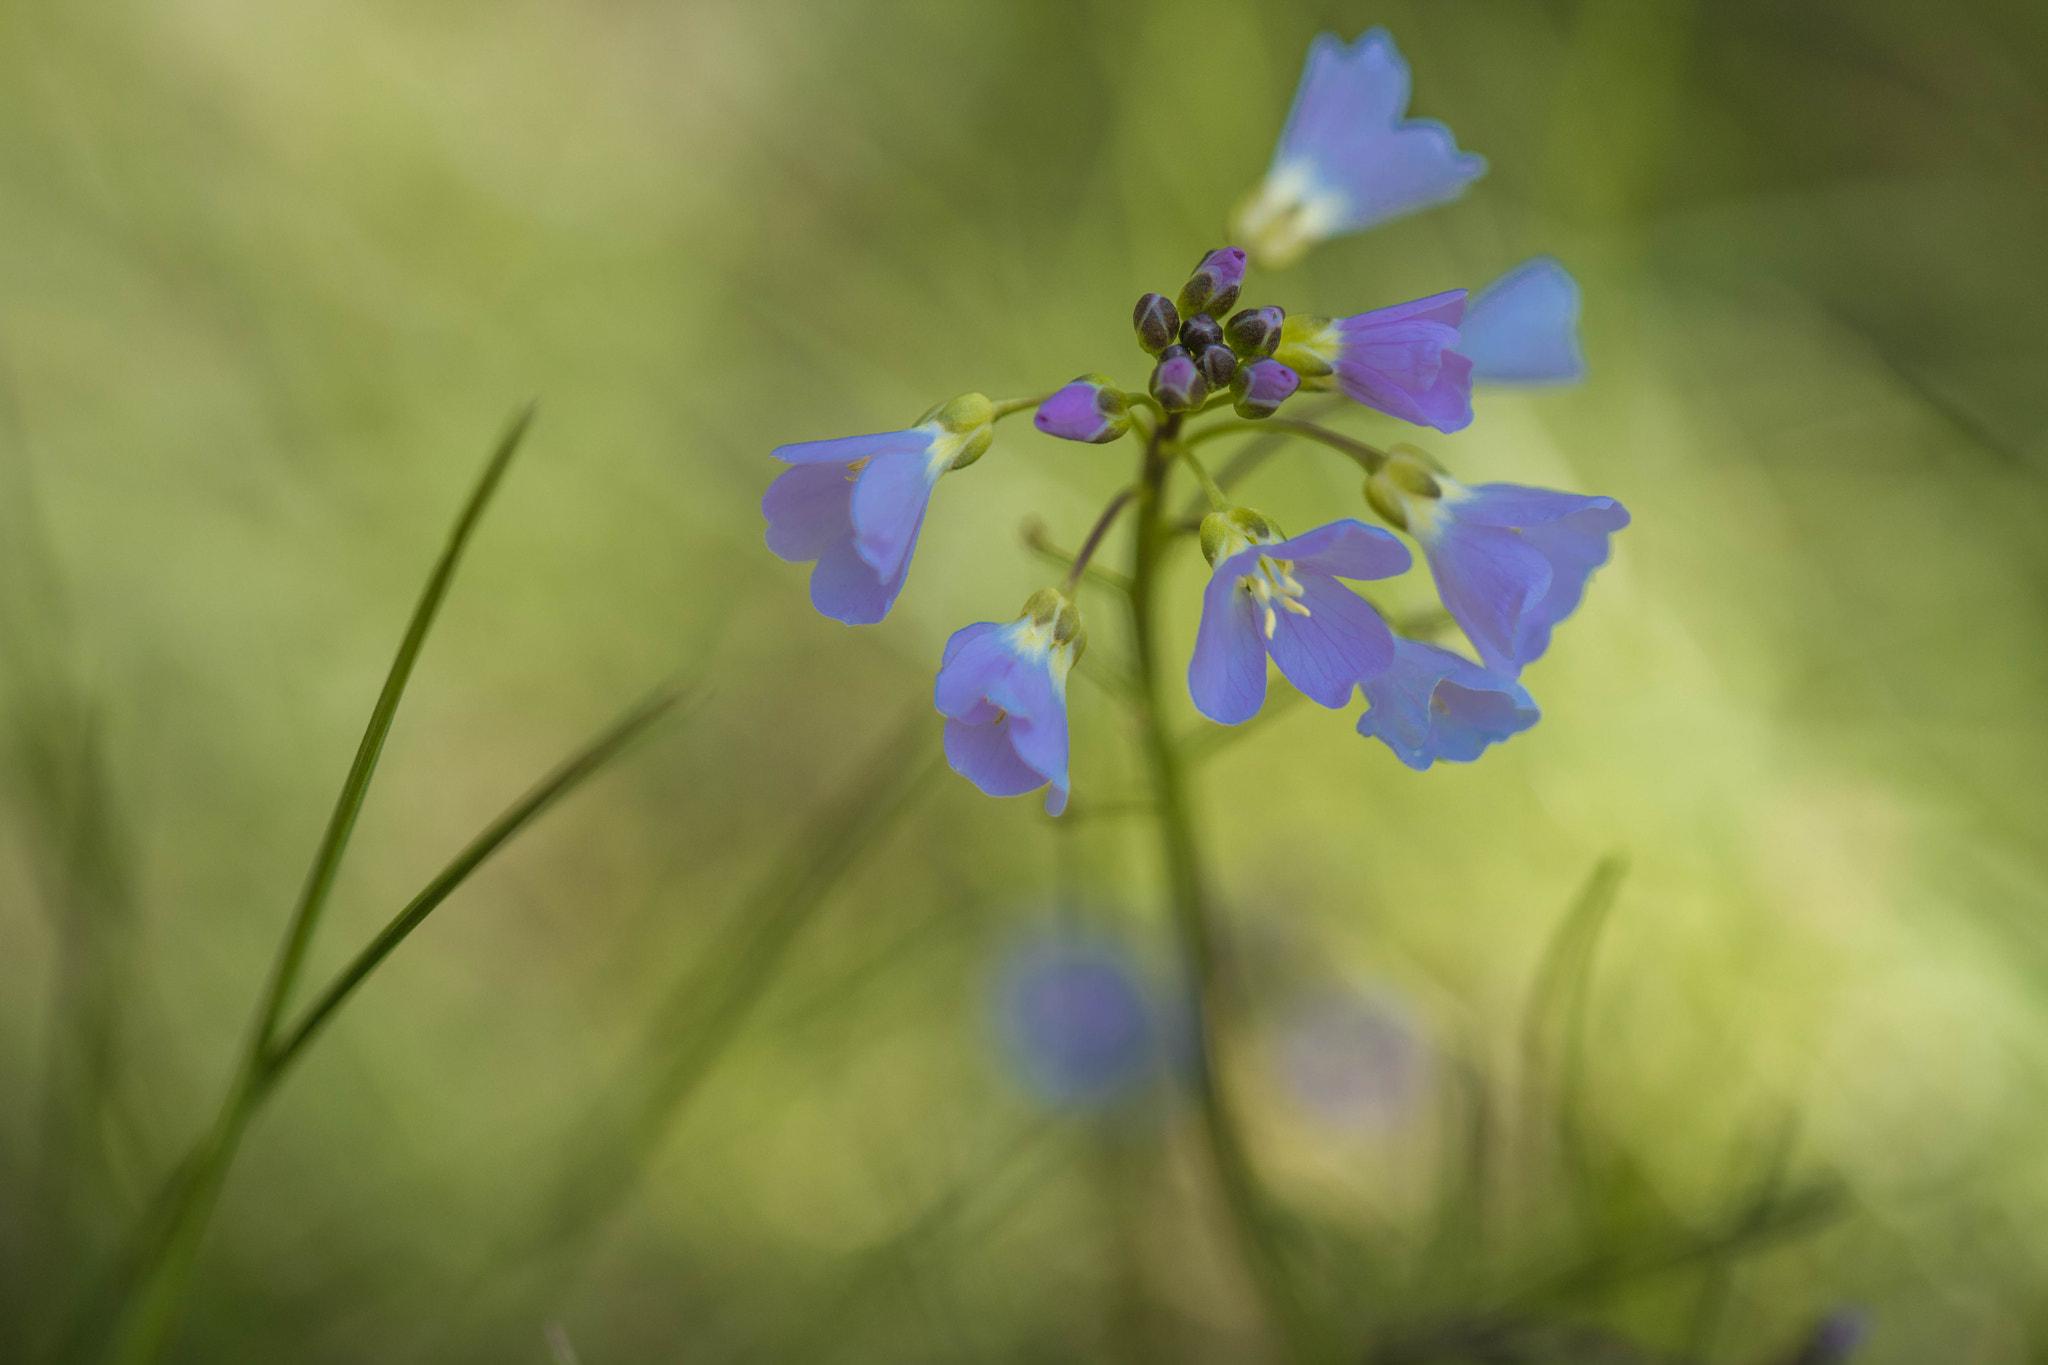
[1367,455,1629,676]
[935,588,1083,815]
[1456,257,1586,386]
[762,393,994,626]
[1276,292,1474,433]
[1357,638,1539,769]
[1190,512,1412,726]
[1233,29,1486,269]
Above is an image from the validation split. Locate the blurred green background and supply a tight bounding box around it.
[4,0,2048,1360]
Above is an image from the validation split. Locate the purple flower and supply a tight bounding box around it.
[1189,514,1411,725]
[1367,455,1629,674]
[1229,358,1300,419]
[1233,29,1486,268]
[1034,375,1131,444]
[1356,638,1538,769]
[1277,291,1473,432]
[935,588,1082,816]
[994,934,1159,1108]
[1456,257,1586,385]
[762,394,995,626]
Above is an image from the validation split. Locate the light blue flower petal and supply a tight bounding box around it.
[771,428,928,466]
[1423,521,1552,675]
[935,622,1010,721]
[1009,699,1069,804]
[1274,30,1486,235]
[1429,484,1627,669]
[808,532,907,626]
[1356,638,1537,769]
[1268,518,1412,582]
[762,462,854,563]
[1333,290,1473,431]
[850,441,945,579]
[1514,502,1629,661]
[1188,558,1269,725]
[944,716,1045,798]
[1264,571,1396,708]
[1458,257,1586,385]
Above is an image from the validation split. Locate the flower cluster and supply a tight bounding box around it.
[763,28,1624,810]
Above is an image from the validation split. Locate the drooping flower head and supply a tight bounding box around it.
[935,587,1083,815]
[1456,256,1586,385]
[1277,291,1473,432]
[1233,29,1486,269]
[1366,451,1628,675]
[993,932,1161,1108]
[763,393,995,625]
[1356,637,1538,769]
[1035,375,1131,444]
[1189,510,1411,725]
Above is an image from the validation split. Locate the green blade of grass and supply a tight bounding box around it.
[263,679,696,1084]
[88,406,535,1365]
[251,401,536,1052]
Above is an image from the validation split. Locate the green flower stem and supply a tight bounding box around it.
[991,393,1053,420]
[1186,416,1393,474]
[1058,486,1136,594]
[1173,443,1230,511]
[1127,414,1312,1360]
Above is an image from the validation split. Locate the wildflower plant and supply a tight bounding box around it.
[762,26,1629,1353]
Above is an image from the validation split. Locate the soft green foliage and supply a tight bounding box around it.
[3,1,2048,1361]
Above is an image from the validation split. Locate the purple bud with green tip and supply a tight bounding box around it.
[1150,346,1208,412]
[1176,248,1247,319]
[1229,358,1300,419]
[1034,376,1132,444]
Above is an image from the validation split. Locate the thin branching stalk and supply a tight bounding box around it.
[1126,413,1313,1359]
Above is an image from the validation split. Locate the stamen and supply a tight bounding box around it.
[844,456,871,483]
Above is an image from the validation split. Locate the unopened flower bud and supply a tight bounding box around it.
[1198,505,1281,566]
[1224,306,1284,359]
[1133,293,1180,356]
[1034,375,1131,444]
[1149,348,1208,413]
[1197,344,1238,390]
[1176,248,1247,319]
[1363,451,1443,530]
[1229,359,1300,419]
[1179,312,1224,353]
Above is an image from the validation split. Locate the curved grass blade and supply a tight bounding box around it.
[264,679,696,1083]
[88,405,535,1365]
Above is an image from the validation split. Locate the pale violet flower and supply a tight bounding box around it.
[934,588,1083,816]
[1456,256,1586,385]
[1356,638,1538,769]
[762,394,994,625]
[1367,455,1628,675]
[1233,29,1486,269]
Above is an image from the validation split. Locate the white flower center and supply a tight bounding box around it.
[1238,555,1312,639]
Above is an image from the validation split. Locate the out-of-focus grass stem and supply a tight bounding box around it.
[1128,414,1315,1361]
[266,680,694,1079]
